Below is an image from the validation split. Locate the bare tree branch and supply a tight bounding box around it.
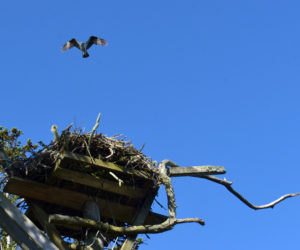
[176,218,205,225]
[202,175,300,210]
[48,214,204,235]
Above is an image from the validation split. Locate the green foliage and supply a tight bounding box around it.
[0,126,38,250]
[132,237,144,249]
[106,237,144,249]
[0,232,17,250]
[0,126,38,161]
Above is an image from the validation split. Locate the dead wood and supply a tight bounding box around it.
[201,175,300,209]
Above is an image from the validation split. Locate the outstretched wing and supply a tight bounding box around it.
[86,36,107,50]
[61,38,80,51]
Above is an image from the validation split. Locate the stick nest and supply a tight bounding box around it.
[6,128,160,185]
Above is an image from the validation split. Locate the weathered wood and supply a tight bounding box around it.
[0,207,40,250]
[0,192,58,250]
[168,166,226,177]
[83,201,104,250]
[83,201,101,222]
[62,151,151,180]
[30,203,69,250]
[46,158,62,185]
[49,213,204,235]
[121,188,158,250]
[52,167,146,199]
[4,177,166,225]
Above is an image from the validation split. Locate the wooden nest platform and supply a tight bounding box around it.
[3,128,166,241]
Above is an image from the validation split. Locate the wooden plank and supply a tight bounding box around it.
[0,192,58,250]
[62,151,151,180]
[46,158,62,185]
[30,203,69,250]
[0,207,40,250]
[4,177,166,225]
[121,188,159,250]
[168,166,226,177]
[52,167,146,199]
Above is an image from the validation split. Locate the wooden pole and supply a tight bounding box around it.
[168,166,225,177]
[0,192,59,250]
[120,187,158,250]
[30,202,69,250]
[82,200,104,250]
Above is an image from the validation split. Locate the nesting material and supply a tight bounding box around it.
[6,128,160,185]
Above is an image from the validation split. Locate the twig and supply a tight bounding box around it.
[64,123,73,132]
[110,237,119,250]
[88,113,101,147]
[202,175,300,210]
[139,143,146,153]
[201,175,233,185]
[83,140,95,164]
[109,171,124,187]
[85,230,100,248]
[105,148,114,159]
[154,198,167,210]
[15,198,25,208]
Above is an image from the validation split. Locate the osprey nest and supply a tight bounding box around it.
[2,117,170,243]
[6,125,160,187]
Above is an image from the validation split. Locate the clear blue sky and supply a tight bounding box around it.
[1,1,300,249]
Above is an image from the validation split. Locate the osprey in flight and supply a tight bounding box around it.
[62,36,107,58]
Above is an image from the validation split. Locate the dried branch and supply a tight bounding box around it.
[49,214,204,235]
[109,171,124,187]
[176,218,205,225]
[83,139,95,164]
[88,113,101,146]
[63,123,73,132]
[154,198,167,210]
[202,175,300,210]
[105,148,114,159]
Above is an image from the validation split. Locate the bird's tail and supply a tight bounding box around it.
[83,52,90,58]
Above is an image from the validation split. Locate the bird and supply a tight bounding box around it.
[61,36,107,58]
[51,125,60,142]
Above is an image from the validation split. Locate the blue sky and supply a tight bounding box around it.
[1,1,300,249]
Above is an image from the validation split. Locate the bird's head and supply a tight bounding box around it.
[51,124,60,142]
[51,125,58,133]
